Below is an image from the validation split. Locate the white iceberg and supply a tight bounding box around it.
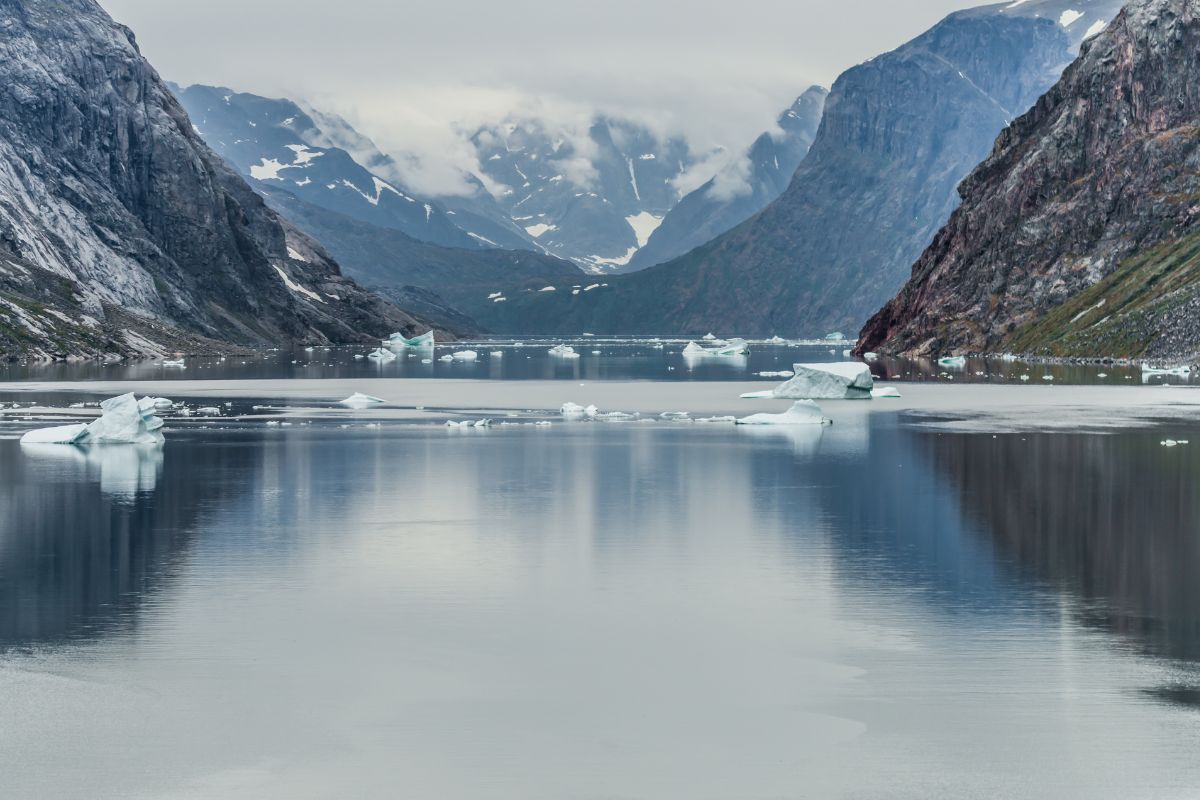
[683,338,749,357]
[938,356,967,369]
[21,393,166,446]
[1142,364,1192,377]
[161,358,185,368]
[703,333,718,341]
[561,402,599,418]
[549,344,581,358]
[871,387,902,399]
[451,350,479,361]
[863,352,879,361]
[367,347,397,362]
[767,336,787,344]
[736,400,828,426]
[340,392,386,407]
[741,362,874,400]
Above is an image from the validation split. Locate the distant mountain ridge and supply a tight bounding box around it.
[0,0,429,357]
[859,0,1200,360]
[627,86,827,270]
[470,0,1125,336]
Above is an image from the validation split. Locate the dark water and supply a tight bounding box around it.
[2,414,1199,798]
[0,337,1187,386]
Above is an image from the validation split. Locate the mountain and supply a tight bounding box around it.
[859,0,1200,360]
[0,0,433,358]
[473,0,1124,337]
[469,116,711,273]
[626,87,827,271]
[172,84,489,250]
[260,187,584,329]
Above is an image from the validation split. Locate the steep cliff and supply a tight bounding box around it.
[860,0,1200,359]
[0,0,429,357]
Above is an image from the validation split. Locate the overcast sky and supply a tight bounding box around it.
[101,0,972,195]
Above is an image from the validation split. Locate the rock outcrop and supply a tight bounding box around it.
[859,0,1200,360]
[0,0,430,357]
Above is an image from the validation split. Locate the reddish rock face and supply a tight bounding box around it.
[859,0,1200,359]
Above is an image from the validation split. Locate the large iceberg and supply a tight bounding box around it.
[741,362,874,400]
[549,344,581,359]
[20,393,166,445]
[736,400,828,426]
[340,392,386,408]
[683,338,749,357]
[385,330,434,348]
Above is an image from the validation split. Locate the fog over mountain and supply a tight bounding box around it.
[99,0,972,197]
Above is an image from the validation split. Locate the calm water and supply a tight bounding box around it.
[0,337,1190,386]
[2,407,1199,798]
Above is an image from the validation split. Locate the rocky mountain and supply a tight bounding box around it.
[475,0,1124,337]
[469,116,711,273]
[626,87,827,271]
[860,0,1200,360]
[172,84,501,250]
[0,0,434,357]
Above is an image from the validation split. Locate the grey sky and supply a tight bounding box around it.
[101,0,973,195]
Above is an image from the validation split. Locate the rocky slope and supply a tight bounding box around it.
[477,0,1123,337]
[626,87,827,271]
[0,0,431,358]
[859,0,1200,360]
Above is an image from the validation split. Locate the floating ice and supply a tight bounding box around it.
[145,397,174,410]
[549,344,581,359]
[938,356,967,369]
[340,392,385,407]
[767,336,786,344]
[561,402,599,418]
[696,416,737,424]
[863,352,879,361]
[702,333,718,341]
[742,362,873,400]
[161,358,185,368]
[1142,364,1192,378]
[872,387,902,399]
[683,338,749,357]
[1162,439,1190,447]
[367,348,397,362]
[660,411,690,419]
[736,400,828,426]
[451,350,479,361]
[490,351,504,357]
[385,330,434,348]
[438,355,454,363]
[756,371,795,378]
[21,393,166,446]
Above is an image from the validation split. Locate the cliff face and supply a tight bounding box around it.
[472,1,1118,337]
[0,0,427,357]
[860,0,1200,359]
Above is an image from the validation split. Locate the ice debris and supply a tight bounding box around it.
[1142,364,1192,378]
[549,344,581,359]
[871,387,902,399]
[340,392,386,407]
[451,350,478,361]
[683,338,749,357]
[736,400,828,426]
[385,330,434,348]
[741,362,873,400]
[368,348,397,362]
[938,356,967,369]
[162,358,185,368]
[561,402,599,418]
[20,393,166,445]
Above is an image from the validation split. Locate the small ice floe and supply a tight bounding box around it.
[549,344,581,359]
[561,402,599,418]
[367,348,397,362]
[20,393,166,445]
[438,354,454,363]
[161,358,186,368]
[491,351,504,358]
[595,411,638,421]
[451,350,478,362]
[353,354,365,360]
[756,371,795,378]
[767,336,787,344]
[863,352,879,362]
[340,392,386,408]
[195,406,222,416]
[696,416,737,424]
[1142,364,1192,378]
[683,338,749,357]
[385,330,434,348]
[871,387,902,399]
[1097,372,1109,378]
[703,333,718,341]
[742,362,873,400]
[660,411,690,420]
[938,356,967,369]
[736,400,828,426]
[1042,375,1055,381]
[1161,439,1190,447]
[1019,374,1031,382]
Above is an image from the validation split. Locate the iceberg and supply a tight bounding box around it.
[683,338,749,357]
[741,362,874,400]
[561,402,599,418]
[736,400,828,426]
[1142,364,1192,377]
[438,354,454,363]
[367,347,397,362]
[385,330,434,348]
[871,387,902,399]
[938,356,967,369]
[702,332,718,341]
[451,350,478,361]
[767,336,787,344]
[549,344,581,359]
[340,392,386,407]
[161,358,185,368]
[21,393,167,446]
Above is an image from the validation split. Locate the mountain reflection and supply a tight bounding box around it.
[923,430,1200,664]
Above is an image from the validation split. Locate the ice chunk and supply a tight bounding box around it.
[863,352,879,361]
[384,330,434,348]
[767,336,786,344]
[490,351,504,357]
[438,354,454,363]
[143,397,175,410]
[20,423,90,444]
[340,392,386,407]
[703,333,718,341]
[451,350,479,361]
[161,358,185,368]
[938,356,967,369]
[1142,364,1191,377]
[736,400,827,426]
[367,348,397,362]
[561,402,599,418]
[742,362,873,400]
[683,338,749,357]
[871,387,902,399]
[549,344,581,359]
